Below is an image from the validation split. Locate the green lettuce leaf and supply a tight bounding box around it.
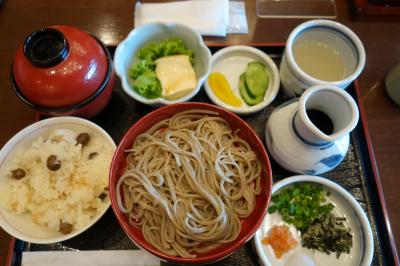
[131,70,162,99]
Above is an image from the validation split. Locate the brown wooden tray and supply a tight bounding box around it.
[6,44,399,266]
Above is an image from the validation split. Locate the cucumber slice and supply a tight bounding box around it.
[245,62,269,97]
[239,74,263,106]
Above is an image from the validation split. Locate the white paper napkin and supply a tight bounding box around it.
[135,0,230,36]
[22,250,160,266]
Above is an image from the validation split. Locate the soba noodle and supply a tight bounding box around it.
[116,110,262,258]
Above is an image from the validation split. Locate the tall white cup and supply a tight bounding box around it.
[280,20,366,97]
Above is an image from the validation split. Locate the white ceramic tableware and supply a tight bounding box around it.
[265,84,359,175]
[0,117,115,244]
[114,22,212,107]
[253,175,374,266]
[280,19,366,97]
[385,63,400,106]
[204,46,280,115]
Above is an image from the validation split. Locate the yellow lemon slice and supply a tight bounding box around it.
[208,72,243,107]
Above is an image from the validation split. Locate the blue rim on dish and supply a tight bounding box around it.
[253,175,374,266]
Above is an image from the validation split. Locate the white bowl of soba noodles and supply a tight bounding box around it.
[109,102,273,264]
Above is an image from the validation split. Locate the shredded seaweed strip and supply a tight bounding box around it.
[302,213,353,258]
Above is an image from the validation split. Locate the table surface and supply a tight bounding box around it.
[0,0,399,264]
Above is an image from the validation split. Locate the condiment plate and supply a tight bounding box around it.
[204,45,280,115]
[253,175,374,266]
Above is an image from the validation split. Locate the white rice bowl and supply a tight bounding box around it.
[0,117,116,243]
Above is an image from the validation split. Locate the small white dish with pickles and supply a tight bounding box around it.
[204,45,280,115]
[253,175,374,266]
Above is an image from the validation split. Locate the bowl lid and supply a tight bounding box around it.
[12,25,108,108]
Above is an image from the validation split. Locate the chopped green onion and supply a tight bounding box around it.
[268,183,334,232]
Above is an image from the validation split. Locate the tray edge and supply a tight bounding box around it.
[353,79,400,266]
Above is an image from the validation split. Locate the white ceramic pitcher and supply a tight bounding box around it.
[265,84,359,175]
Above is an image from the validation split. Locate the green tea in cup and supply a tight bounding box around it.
[280,20,366,97]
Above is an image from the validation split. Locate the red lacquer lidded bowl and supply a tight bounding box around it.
[11,25,115,118]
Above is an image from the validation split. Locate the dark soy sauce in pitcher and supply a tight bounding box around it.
[306,109,334,135]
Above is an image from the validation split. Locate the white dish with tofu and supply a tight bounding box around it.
[114,22,211,106]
